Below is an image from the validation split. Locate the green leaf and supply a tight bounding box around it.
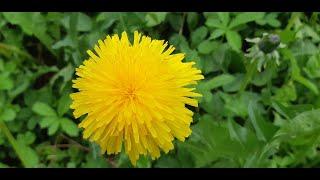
[76,13,92,32]
[61,12,92,32]
[217,12,230,26]
[228,12,265,29]
[248,101,267,141]
[198,74,236,105]
[32,102,57,117]
[136,156,151,168]
[2,12,54,54]
[304,53,320,79]
[276,109,320,146]
[226,30,242,51]
[248,101,279,142]
[57,93,72,116]
[16,141,39,167]
[60,118,79,137]
[205,18,225,29]
[282,49,319,95]
[273,81,297,103]
[191,26,208,47]
[220,92,260,118]
[197,40,218,54]
[48,121,59,136]
[0,107,16,122]
[202,74,236,90]
[209,29,225,40]
[17,131,36,145]
[265,13,281,27]
[183,114,264,167]
[145,12,167,27]
[187,12,199,30]
[0,74,14,90]
[39,116,57,128]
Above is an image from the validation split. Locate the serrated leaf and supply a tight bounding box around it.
[276,109,320,146]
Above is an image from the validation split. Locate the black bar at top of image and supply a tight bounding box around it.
[0,0,319,12]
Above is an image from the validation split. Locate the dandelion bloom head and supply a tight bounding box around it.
[70,31,204,165]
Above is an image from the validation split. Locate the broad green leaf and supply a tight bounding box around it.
[0,107,16,122]
[278,29,296,44]
[282,49,319,95]
[201,74,236,90]
[183,114,264,167]
[76,13,92,32]
[265,13,281,27]
[198,74,236,103]
[39,116,57,128]
[57,93,72,116]
[303,53,320,79]
[220,92,260,118]
[228,12,265,29]
[60,118,79,137]
[205,18,225,29]
[61,12,92,32]
[136,156,151,168]
[17,131,36,145]
[248,101,279,142]
[32,102,57,117]
[191,26,208,47]
[16,141,39,168]
[3,12,54,53]
[252,68,274,87]
[226,30,242,51]
[48,121,59,136]
[273,81,297,103]
[209,29,225,40]
[197,40,218,54]
[187,12,199,30]
[145,12,167,27]
[248,101,267,141]
[217,12,230,27]
[0,74,14,90]
[276,109,320,146]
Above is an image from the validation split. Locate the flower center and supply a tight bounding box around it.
[123,86,137,100]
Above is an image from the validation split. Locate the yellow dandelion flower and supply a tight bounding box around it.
[70,31,204,165]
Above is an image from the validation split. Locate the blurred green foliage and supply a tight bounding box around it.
[1,12,320,168]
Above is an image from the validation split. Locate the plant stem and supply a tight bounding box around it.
[0,121,27,167]
[0,43,34,61]
[179,12,187,35]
